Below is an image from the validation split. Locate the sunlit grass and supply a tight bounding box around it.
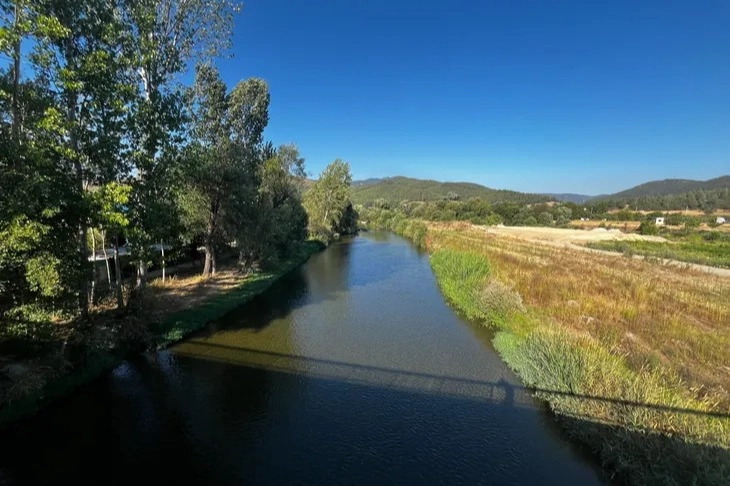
[419,221,730,484]
[588,238,730,268]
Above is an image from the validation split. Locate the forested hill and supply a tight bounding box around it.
[350,176,551,205]
[542,193,593,203]
[596,176,730,200]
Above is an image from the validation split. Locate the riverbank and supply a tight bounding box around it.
[0,241,325,426]
[368,218,729,485]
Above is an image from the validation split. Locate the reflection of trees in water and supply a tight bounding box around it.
[305,239,352,297]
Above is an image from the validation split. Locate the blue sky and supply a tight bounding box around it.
[216,0,730,195]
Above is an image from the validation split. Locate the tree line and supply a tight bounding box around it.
[360,198,575,227]
[0,0,354,333]
[589,187,730,212]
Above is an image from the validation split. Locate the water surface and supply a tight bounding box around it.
[0,233,603,485]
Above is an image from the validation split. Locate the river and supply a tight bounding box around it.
[0,232,604,485]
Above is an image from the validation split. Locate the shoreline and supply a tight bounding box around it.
[0,241,325,427]
[369,219,729,485]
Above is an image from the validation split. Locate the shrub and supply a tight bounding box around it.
[639,221,659,235]
[476,279,525,326]
[537,212,554,226]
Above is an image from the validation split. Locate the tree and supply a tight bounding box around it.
[555,206,573,226]
[537,212,553,226]
[181,65,270,276]
[91,182,131,309]
[29,0,135,319]
[122,0,241,287]
[303,159,353,240]
[237,143,308,267]
[334,203,359,235]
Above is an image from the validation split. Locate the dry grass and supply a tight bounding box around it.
[423,221,730,484]
[145,266,244,323]
[428,222,730,405]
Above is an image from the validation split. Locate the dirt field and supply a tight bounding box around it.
[479,224,666,244]
[571,219,730,233]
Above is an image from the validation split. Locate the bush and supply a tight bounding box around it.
[476,279,525,326]
[537,212,554,226]
[639,221,659,235]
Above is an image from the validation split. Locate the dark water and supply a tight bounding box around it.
[0,233,604,485]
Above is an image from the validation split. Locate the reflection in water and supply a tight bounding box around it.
[0,233,603,485]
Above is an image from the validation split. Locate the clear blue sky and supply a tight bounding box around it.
[216,0,730,195]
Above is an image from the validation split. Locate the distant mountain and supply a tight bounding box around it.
[352,178,384,188]
[350,176,551,205]
[596,176,730,200]
[542,193,594,204]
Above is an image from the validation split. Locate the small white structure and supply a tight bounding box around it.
[655,217,665,226]
[717,217,727,225]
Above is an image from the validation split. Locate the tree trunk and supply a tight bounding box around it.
[203,202,218,277]
[65,33,89,319]
[203,238,216,277]
[11,3,21,141]
[135,67,156,290]
[160,240,166,283]
[137,260,147,289]
[113,236,124,309]
[90,228,96,305]
[101,230,111,288]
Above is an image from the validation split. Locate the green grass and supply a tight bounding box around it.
[587,237,730,268]
[429,249,493,321]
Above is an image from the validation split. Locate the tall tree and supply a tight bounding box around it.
[181,65,269,277]
[235,143,308,268]
[121,0,241,287]
[304,159,353,240]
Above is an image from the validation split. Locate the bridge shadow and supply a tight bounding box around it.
[173,342,730,420]
[0,345,727,485]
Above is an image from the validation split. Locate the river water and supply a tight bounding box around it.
[0,232,604,485]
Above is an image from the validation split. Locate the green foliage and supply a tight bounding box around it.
[351,176,551,206]
[588,236,730,268]
[0,0,321,417]
[304,159,353,241]
[430,249,491,321]
[537,212,553,226]
[638,221,659,235]
[589,176,730,211]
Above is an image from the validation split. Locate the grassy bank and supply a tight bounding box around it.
[403,221,728,485]
[587,236,730,269]
[0,241,324,426]
[153,241,324,348]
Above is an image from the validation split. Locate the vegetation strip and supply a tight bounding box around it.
[587,239,730,269]
[364,213,729,486]
[0,242,323,426]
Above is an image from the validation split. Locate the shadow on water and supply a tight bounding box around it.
[0,347,726,485]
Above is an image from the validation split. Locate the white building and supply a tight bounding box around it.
[655,217,665,226]
[717,217,727,225]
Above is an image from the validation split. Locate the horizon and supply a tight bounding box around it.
[216,0,730,194]
[348,173,730,197]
